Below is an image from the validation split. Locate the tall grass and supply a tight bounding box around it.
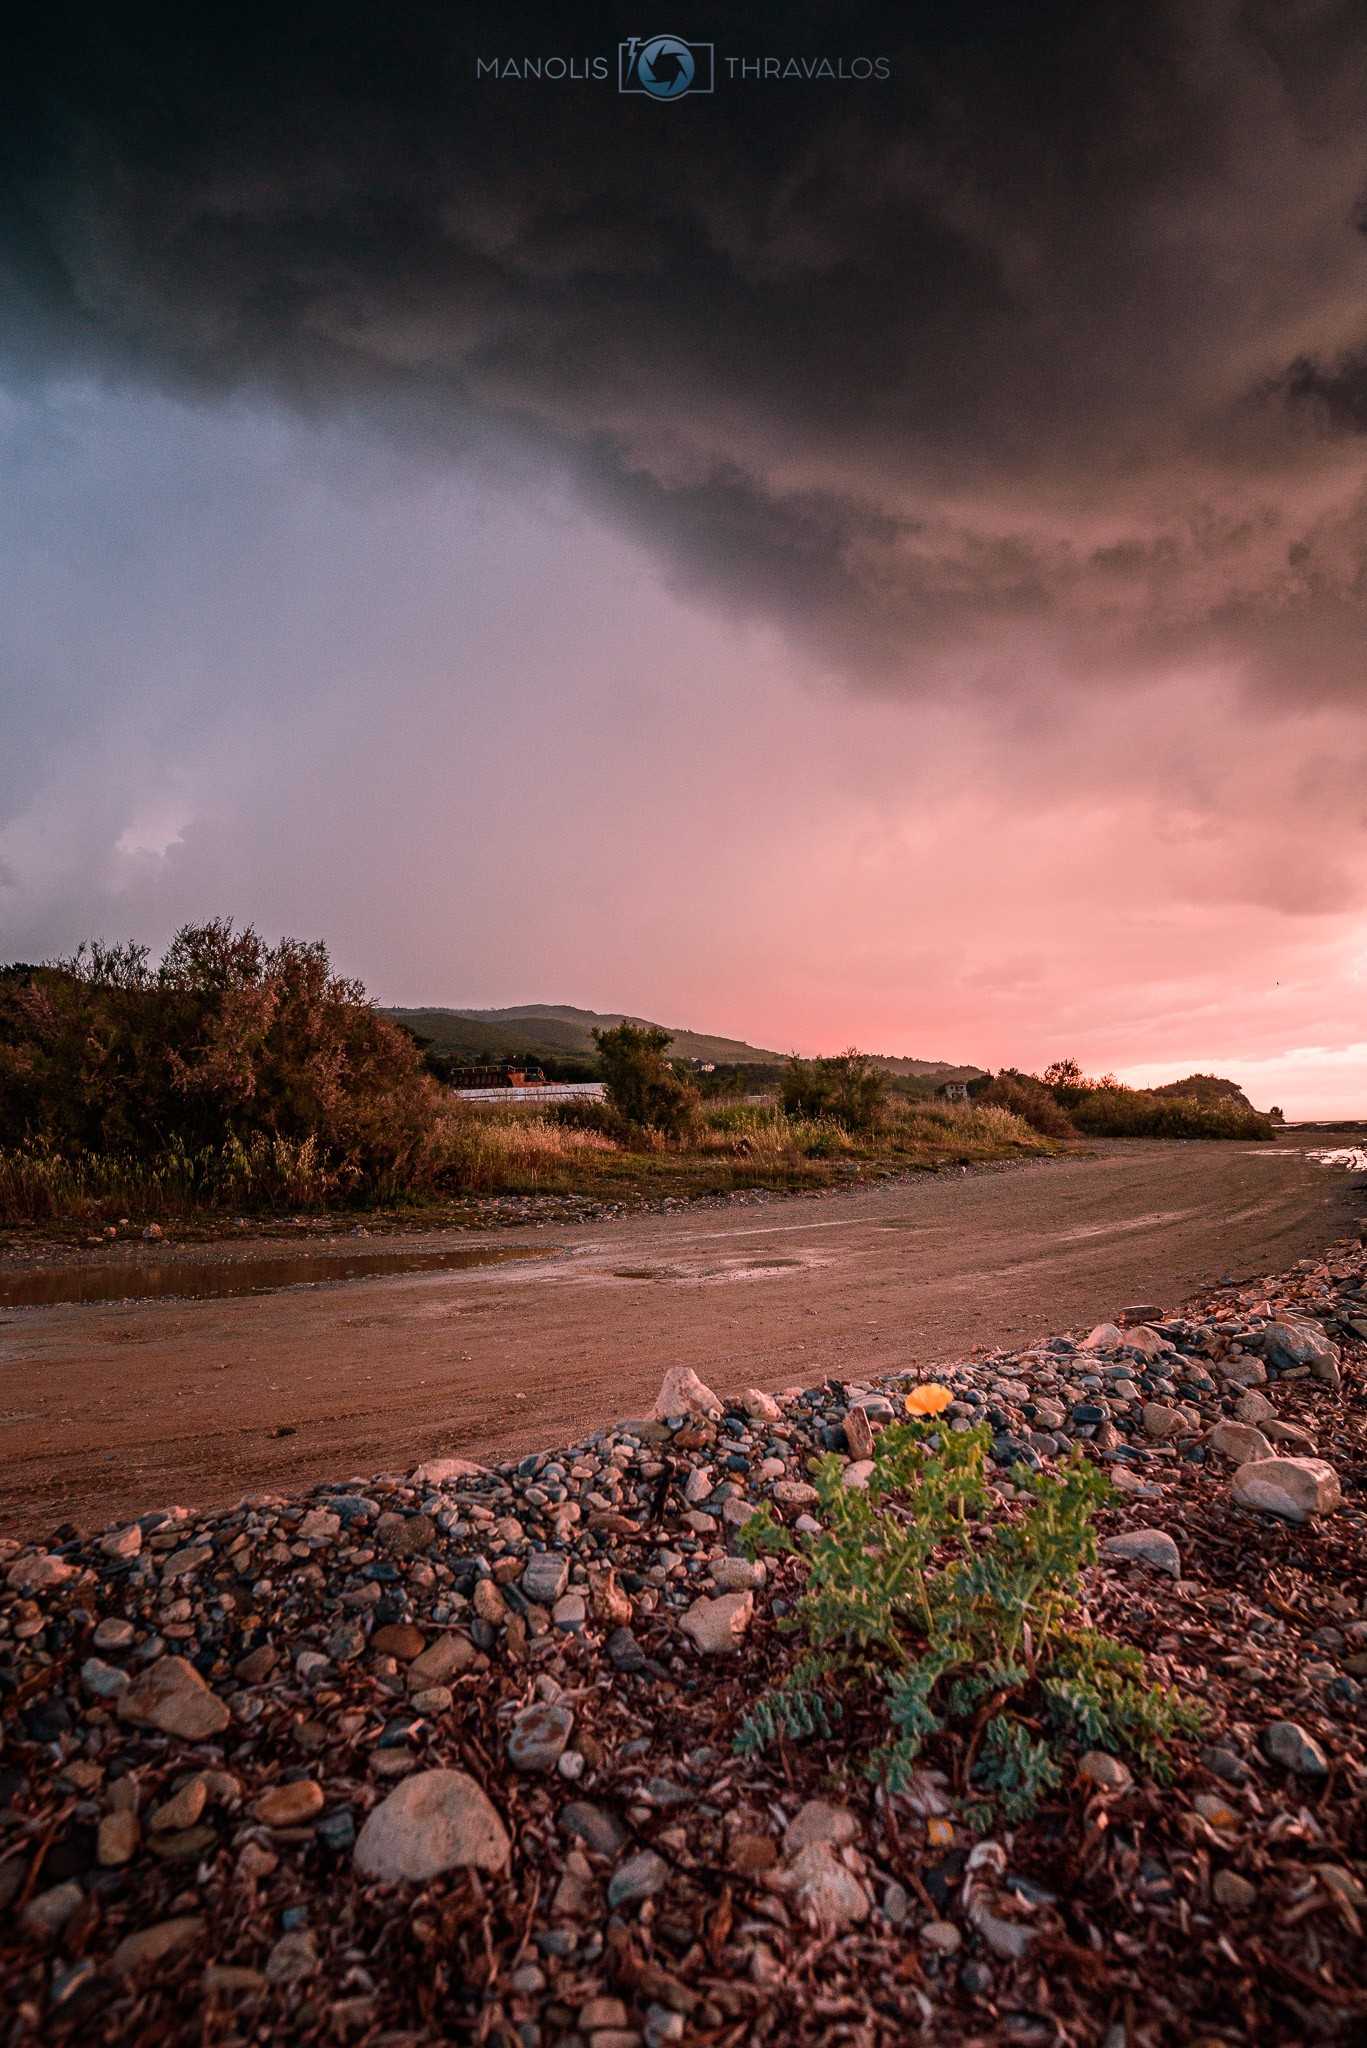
[0,1135,343,1225]
[0,1097,1051,1226]
[436,1111,619,1191]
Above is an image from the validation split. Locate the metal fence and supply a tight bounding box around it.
[452,1082,607,1103]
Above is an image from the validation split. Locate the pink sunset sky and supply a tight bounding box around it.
[3,5,1366,1117]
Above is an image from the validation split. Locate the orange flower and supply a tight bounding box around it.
[903,1382,953,1417]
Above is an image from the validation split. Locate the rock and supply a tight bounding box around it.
[1262,1419,1319,1454]
[81,1656,129,1700]
[772,1479,819,1506]
[253,1780,325,1826]
[1117,1303,1164,1324]
[1232,1457,1342,1523]
[6,1553,74,1591]
[93,1617,136,1652]
[651,1366,721,1421]
[552,1592,586,1630]
[1101,1529,1181,1577]
[1260,1721,1329,1777]
[679,1590,753,1656]
[1212,1870,1257,1911]
[117,1657,231,1740]
[1081,1323,1126,1352]
[375,1511,435,1557]
[150,1778,208,1831]
[782,1842,870,1932]
[110,1916,205,1977]
[100,1523,143,1559]
[406,1633,476,1687]
[921,1919,963,1954]
[98,1811,140,1866]
[507,1702,574,1773]
[579,1997,629,2032]
[740,1388,781,1421]
[842,1460,875,1490]
[843,1406,875,1460]
[265,1929,318,1985]
[559,1800,628,1857]
[1142,1402,1186,1439]
[608,1848,669,1908]
[21,1881,84,1937]
[1207,1420,1273,1464]
[782,1800,860,1855]
[971,1903,1033,1960]
[521,1552,570,1605]
[1078,1751,1133,1791]
[1235,1390,1276,1425]
[372,1622,426,1660]
[411,1457,491,1485]
[711,1556,764,1592]
[353,1770,511,1881]
[1254,1320,1340,1385]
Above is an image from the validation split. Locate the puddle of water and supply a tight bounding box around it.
[607,1254,808,1285]
[0,1244,543,1311]
[1309,1147,1367,1172]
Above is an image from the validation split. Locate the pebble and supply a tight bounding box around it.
[608,1848,669,1908]
[679,1590,753,1656]
[253,1780,325,1826]
[1078,1751,1133,1791]
[1260,1721,1330,1777]
[117,1657,231,1740]
[507,1702,574,1773]
[522,1552,569,1605]
[1101,1529,1181,1577]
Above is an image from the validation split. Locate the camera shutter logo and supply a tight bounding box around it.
[620,35,715,98]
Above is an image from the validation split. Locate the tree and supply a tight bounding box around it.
[593,1022,698,1138]
[781,1049,886,1133]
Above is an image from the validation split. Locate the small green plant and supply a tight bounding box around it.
[736,1408,1201,1815]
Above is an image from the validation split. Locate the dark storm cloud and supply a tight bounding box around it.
[4,0,1367,694]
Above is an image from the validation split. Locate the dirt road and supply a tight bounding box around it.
[2,1137,1359,1537]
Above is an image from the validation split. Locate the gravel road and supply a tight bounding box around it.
[1,1135,1359,1536]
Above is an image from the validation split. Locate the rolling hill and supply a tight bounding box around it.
[386,1003,982,1081]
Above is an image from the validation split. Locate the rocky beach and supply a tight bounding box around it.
[3,1239,1364,2046]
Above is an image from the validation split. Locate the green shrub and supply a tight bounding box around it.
[982,1071,1077,1139]
[1069,1088,1272,1140]
[592,1022,699,1138]
[736,1410,1201,1816]
[781,1048,886,1132]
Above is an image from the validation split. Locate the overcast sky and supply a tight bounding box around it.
[3,3,1367,1113]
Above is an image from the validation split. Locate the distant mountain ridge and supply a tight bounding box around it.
[385,1003,982,1080]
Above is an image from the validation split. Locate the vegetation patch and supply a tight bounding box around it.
[737,1397,1202,1819]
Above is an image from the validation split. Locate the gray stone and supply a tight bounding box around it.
[353,1769,511,1881]
[1207,1420,1273,1464]
[1232,1457,1342,1523]
[608,1848,669,1907]
[679,1590,753,1656]
[521,1552,569,1605]
[1101,1528,1181,1577]
[651,1367,721,1421]
[507,1702,574,1773]
[1260,1721,1329,1777]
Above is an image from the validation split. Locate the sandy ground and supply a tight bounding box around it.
[1,1135,1360,1538]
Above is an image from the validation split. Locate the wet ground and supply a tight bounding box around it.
[0,1242,541,1311]
[1,1134,1361,1536]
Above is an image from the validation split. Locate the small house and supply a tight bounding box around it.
[935,1080,971,1104]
